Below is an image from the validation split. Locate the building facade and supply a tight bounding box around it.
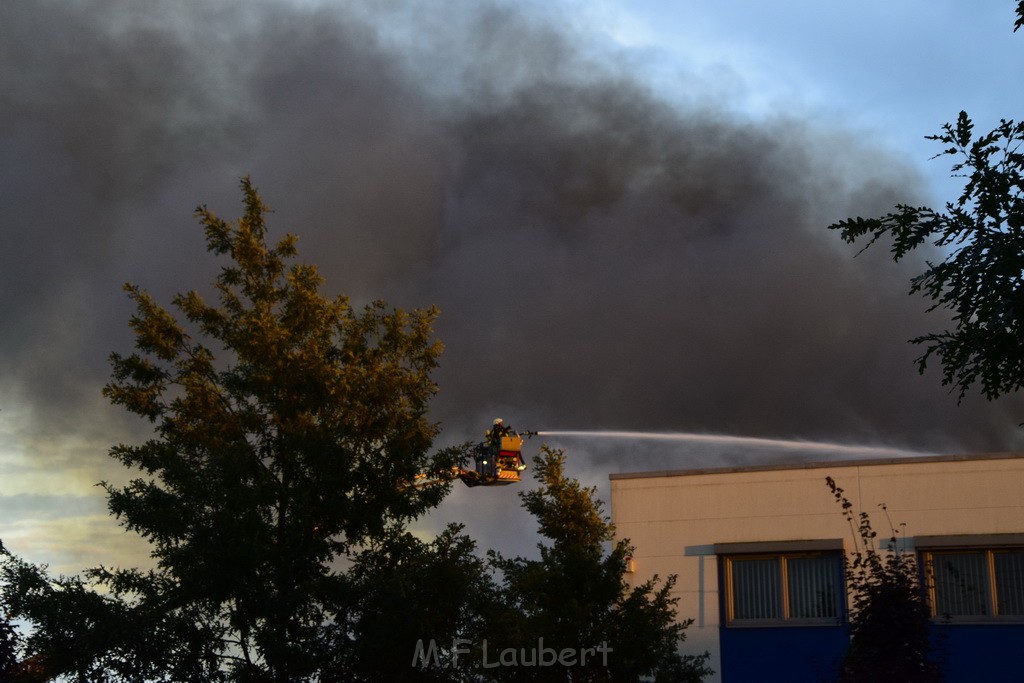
[609,453,1024,682]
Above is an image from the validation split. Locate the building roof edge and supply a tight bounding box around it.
[608,451,1024,481]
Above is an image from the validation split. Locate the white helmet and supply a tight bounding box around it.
[493,418,503,425]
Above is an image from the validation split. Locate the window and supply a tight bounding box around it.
[721,551,844,625]
[923,548,1024,620]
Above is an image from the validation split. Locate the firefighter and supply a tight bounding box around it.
[486,418,512,450]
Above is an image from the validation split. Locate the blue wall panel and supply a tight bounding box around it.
[719,625,847,683]
[932,624,1024,682]
[720,623,1024,681]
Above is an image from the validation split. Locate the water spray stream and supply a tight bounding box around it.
[534,431,928,459]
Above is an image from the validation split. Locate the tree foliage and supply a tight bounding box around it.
[0,552,27,680]
[484,447,711,682]
[0,181,711,680]
[829,10,1024,402]
[826,478,940,683]
[0,546,220,681]
[829,113,1024,401]
[2,179,466,680]
[338,524,494,681]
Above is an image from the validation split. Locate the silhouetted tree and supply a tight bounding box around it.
[829,7,1024,402]
[826,477,940,683]
[484,447,711,682]
[1,179,466,680]
[0,546,218,680]
[829,113,1024,402]
[0,572,22,678]
[337,524,495,681]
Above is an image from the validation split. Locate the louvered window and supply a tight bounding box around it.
[724,552,843,625]
[925,549,1024,620]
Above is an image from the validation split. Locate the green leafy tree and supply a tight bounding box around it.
[338,524,495,681]
[826,478,940,683]
[829,113,1024,401]
[484,447,711,682]
[828,8,1024,402]
[2,178,465,680]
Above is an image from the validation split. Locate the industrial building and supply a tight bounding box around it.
[609,452,1024,682]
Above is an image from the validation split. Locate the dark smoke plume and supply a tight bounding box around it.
[2,0,1021,564]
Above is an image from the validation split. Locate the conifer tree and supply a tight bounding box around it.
[2,179,465,680]
[485,447,711,682]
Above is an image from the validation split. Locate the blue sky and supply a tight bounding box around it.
[576,0,1024,202]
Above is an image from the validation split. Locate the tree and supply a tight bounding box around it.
[338,524,495,681]
[3,178,466,679]
[483,447,711,682]
[0,560,24,679]
[825,478,940,683]
[829,113,1024,401]
[828,8,1024,402]
[0,545,218,681]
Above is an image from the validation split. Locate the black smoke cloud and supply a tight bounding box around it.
[2,0,1022,510]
